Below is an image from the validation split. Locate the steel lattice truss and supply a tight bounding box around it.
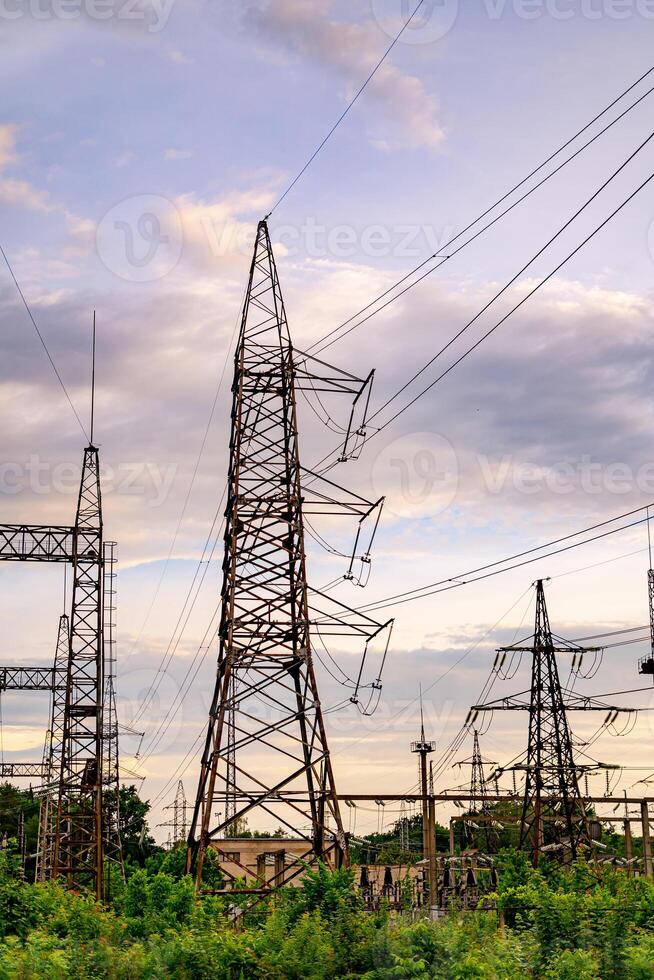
[0,665,67,691]
[53,447,104,897]
[187,220,390,891]
[0,448,125,898]
[474,581,599,862]
[36,613,70,881]
[0,763,48,778]
[518,582,590,859]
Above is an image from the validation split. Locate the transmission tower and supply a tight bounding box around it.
[458,730,495,851]
[471,579,633,865]
[53,444,105,898]
[186,220,390,890]
[36,613,69,881]
[519,581,588,859]
[166,781,188,845]
[159,781,188,846]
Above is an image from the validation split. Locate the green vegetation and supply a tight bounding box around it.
[0,840,651,977]
[1,786,653,978]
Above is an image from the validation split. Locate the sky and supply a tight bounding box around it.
[2,0,654,840]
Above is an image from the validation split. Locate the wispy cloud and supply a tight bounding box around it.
[245,0,444,150]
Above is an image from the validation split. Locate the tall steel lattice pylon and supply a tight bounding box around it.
[519,580,589,861]
[53,445,105,899]
[36,613,69,882]
[472,579,632,865]
[186,220,389,888]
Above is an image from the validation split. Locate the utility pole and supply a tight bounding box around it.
[411,689,436,908]
[411,690,435,860]
[186,220,389,892]
[638,509,654,680]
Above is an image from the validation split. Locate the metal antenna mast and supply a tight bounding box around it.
[411,687,435,860]
[186,220,389,890]
[102,540,124,887]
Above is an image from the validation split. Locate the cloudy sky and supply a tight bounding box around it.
[2,1,654,839]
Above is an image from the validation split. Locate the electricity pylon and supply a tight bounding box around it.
[161,781,188,845]
[53,444,105,898]
[186,219,390,890]
[518,581,589,859]
[464,730,495,851]
[471,580,633,865]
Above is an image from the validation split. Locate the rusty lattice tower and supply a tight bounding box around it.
[471,580,631,864]
[187,220,390,888]
[53,445,105,896]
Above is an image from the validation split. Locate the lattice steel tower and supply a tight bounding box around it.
[518,581,589,859]
[186,220,388,888]
[36,612,69,881]
[53,445,104,898]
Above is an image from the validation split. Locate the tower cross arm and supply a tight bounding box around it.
[0,524,75,562]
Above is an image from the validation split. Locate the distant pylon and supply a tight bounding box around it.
[53,445,105,899]
[520,581,590,862]
[174,781,187,844]
[160,780,188,846]
[468,579,627,864]
[186,220,388,890]
[36,613,69,882]
[467,730,494,851]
